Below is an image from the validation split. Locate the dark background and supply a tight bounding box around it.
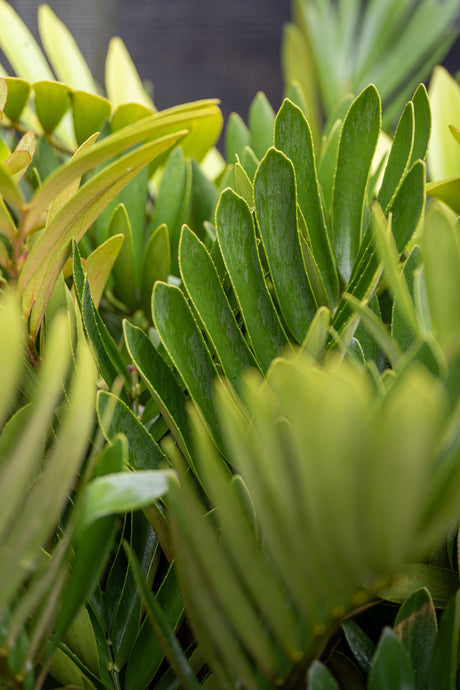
[6,1,460,125]
[9,0,291,123]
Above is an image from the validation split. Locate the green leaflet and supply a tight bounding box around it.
[307,661,340,689]
[75,470,171,538]
[274,99,339,308]
[430,591,460,689]
[368,628,416,690]
[124,542,202,690]
[391,247,422,352]
[215,187,290,371]
[179,225,259,386]
[410,83,431,166]
[123,320,193,460]
[141,223,170,317]
[52,438,127,649]
[150,145,192,276]
[152,281,222,447]
[394,588,437,690]
[73,243,131,392]
[254,147,317,342]
[332,85,381,283]
[225,111,251,163]
[124,561,184,690]
[248,91,275,160]
[97,391,167,471]
[168,471,286,687]
[108,203,137,312]
[377,101,414,210]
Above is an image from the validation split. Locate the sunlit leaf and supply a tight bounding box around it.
[33,80,71,134]
[38,4,97,93]
[106,37,155,111]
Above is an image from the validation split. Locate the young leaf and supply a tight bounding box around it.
[70,90,112,146]
[0,0,53,83]
[33,80,71,134]
[106,37,155,111]
[38,4,97,93]
[84,234,124,308]
[2,77,31,123]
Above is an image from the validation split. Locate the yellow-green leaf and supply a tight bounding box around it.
[2,77,31,122]
[21,131,185,335]
[426,178,460,216]
[428,66,460,181]
[38,4,97,94]
[71,90,112,146]
[105,37,155,111]
[20,100,219,236]
[0,0,54,83]
[0,162,24,209]
[111,102,154,131]
[33,80,71,133]
[85,234,124,308]
[0,76,6,118]
[0,198,16,239]
[47,132,99,225]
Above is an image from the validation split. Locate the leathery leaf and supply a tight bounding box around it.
[179,225,258,387]
[332,85,381,283]
[215,187,289,371]
[254,147,317,343]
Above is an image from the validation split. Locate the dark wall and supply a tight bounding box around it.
[9,0,291,121]
[5,1,460,125]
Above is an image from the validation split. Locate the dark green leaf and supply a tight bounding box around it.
[332,85,381,283]
[152,282,222,446]
[97,390,167,470]
[377,101,414,211]
[179,225,259,386]
[274,99,339,307]
[394,588,437,690]
[307,660,340,689]
[430,590,460,689]
[254,147,317,342]
[123,320,193,459]
[215,188,289,370]
[368,628,415,690]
